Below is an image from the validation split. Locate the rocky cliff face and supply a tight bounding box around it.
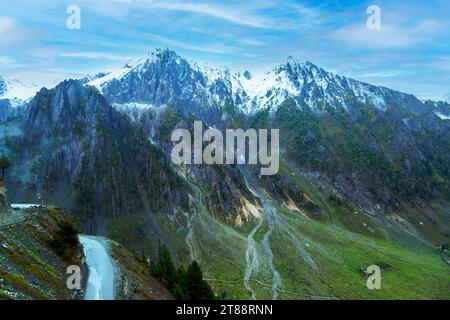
[0,100,13,123]
[5,80,193,254]
[110,241,173,300]
[0,181,10,212]
[0,76,6,97]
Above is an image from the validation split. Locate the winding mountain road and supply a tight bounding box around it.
[79,235,116,300]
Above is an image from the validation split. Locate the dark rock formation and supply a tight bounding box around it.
[0,180,11,212]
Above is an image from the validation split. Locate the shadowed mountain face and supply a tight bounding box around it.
[5,80,192,243]
[0,77,11,122]
[1,49,450,299]
[0,76,6,97]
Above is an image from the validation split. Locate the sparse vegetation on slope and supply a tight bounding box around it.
[0,205,86,300]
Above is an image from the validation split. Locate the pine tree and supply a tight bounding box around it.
[187,261,214,300]
[174,264,189,299]
[151,242,177,291]
[148,241,215,300]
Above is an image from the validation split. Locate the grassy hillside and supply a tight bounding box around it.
[183,160,450,300]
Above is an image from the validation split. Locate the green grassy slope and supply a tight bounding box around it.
[186,159,450,300]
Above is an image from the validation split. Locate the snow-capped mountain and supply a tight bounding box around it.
[87,48,426,116]
[0,76,41,120]
[242,57,426,114]
[425,99,450,120]
[88,49,211,113]
[0,78,45,107]
[78,72,110,85]
[0,74,76,108]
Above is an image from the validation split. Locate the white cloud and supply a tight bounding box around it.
[332,20,446,49]
[59,52,130,61]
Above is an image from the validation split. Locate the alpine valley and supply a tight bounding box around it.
[1,48,450,299]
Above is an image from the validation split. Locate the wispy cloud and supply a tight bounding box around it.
[145,1,271,28]
[352,70,411,78]
[0,55,21,68]
[59,52,131,61]
[332,19,447,49]
[107,0,322,30]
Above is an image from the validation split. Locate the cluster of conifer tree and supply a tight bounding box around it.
[148,242,215,300]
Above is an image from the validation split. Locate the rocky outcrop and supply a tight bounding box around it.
[109,241,173,300]
[0,207,87,300]
[0,181,11,212]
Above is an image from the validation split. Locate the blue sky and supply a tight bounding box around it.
[1,0,450,99]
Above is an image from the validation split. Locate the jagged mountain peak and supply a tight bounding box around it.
[247,55,428,114]
[148,47,183,61]
[133,48,189,72]
[88,48,201,94]
[38,78,90,98]
[270,56,356,94]
[84,48,427,116]
[280,55,315,69]
[25,79,113,133]
[274,56,328,78]
[132,48,185,66]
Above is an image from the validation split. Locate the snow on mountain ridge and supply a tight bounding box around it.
[88,49,184,91]
[435,112,450,120]
[85,48,425,115]
[0,74,69,108]
[0,78,44,107]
